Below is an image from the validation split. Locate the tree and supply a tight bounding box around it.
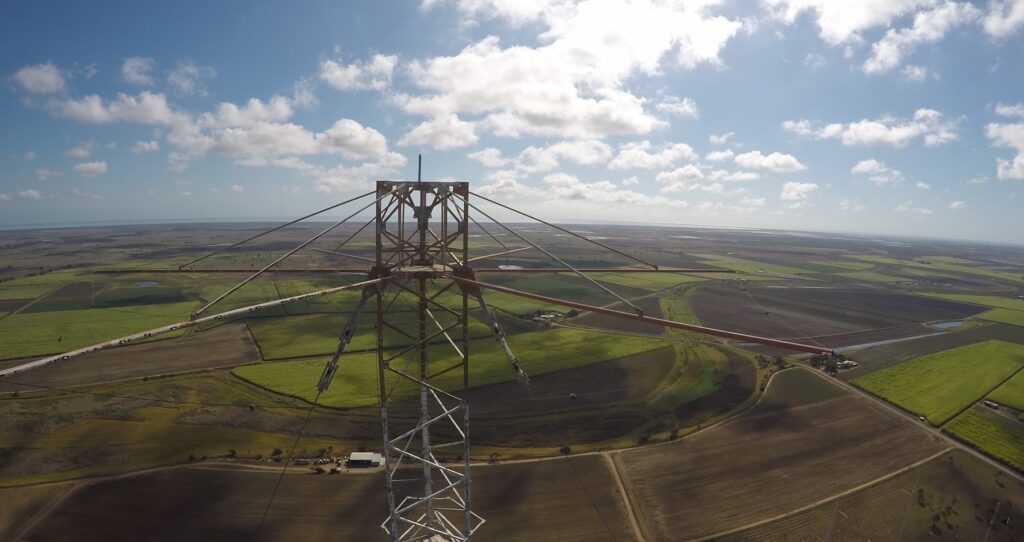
[271,447,283,456]
[559,445,572,456]
[226,449,237,458]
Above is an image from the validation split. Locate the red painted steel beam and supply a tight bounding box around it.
[450,275,833,355]
[471,267,738,274]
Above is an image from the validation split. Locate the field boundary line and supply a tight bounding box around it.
[801,366,1024,482]
[688,449,953,542]
[605,453,647,542]
[941,365,1024,430]
[4,482,82,541]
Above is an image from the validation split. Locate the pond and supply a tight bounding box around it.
[134,280,161,287]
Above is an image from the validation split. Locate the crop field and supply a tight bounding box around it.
[0,322,260,392]
[851,255,1024,284]
[21,282,98,312]
[720,450,1024,541]
[853,340,1024,425]
[688,284,981,343]
[0,483,76,541]
[588,271,706,291]
[919,292,1024,311]
[18,456,633,542]
[0,300,26,312]
[988,368,1024,410]
[615,369,947,541]
[945,407,1024,471]
[0,301,198,360]
[838,323,1024,380]
[978,307,1024,327]
[698,257,811,277]
[836,270,906,282]
[0,372,376,486]
[0,283,59,300]
[234,325,666,409]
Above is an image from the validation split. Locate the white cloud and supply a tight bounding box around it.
[996,103,1024,118]
[783,108,958,147]
[839,197,865,212]
[398,114,478,150]
[517,140,613,172]
[986,121,1024,180]
[132,140,160,153]
[312,152,408,193]
[734,150,806,172]
[608,140,697,170]
[763,0,938,45]
[949,200,967,209]
[863,2,980,74]
[901,65,933,81]
[983,0,1024,38]
[915,180,931,189]
[66,141,95,158]
[73,161,108,177]
[709,131,735,145]
[167,61,216,95]
[0,193,11,202]
[399,2,741,140]
[661,181,749,196]
[291,78,318,110]
[705,149,734,162]
[967,175,988,185]
[319,54,398,91]
[780,181,818,204]
[851,159,904,185]
[621,176,639,186]
[230,184,245,192]
[19,189,43,200]
[655,95,699,118]
[894,200,933,215]
[707,169,760,181]
[35,169,63,181]
[11,63,65,94]
[655,164,704,185]
[181,191,192,197]
[468,147,510,168]
[850,158,887,174]
[55,91,183,125]
[121,57,155,86]
[70,187,102,200]
[804,53,827,70]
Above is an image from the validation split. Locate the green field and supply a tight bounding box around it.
[851,255,1024,283]
[0,373,356,486]
[808,259,874,271]
[988,369,1024,410]
[977,308,1024,327]
[852,340,1024,425]
[837,270,905,283]
[699,258,809,277]
[919,293,1024,312]
[0,283,59,300]
[944,407,1024,471]
[234,325,665,408]
[589,271,705,291]
[0,301,197,359]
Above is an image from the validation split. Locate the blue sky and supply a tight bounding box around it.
[1,0,1023,243]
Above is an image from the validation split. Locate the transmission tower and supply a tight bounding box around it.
[0,165,833,542]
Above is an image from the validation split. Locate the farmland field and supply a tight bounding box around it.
[234,325,666,408]
[18,456,633,542]
[919,292,1024,312]
[0,283,59,300]
[945,407,1024,471]
[615,369,946,541]
[978,307,1024,327]
[720,450,1024,541]
[688,284,982,344]
[987,368,1024,410]
[0,301,198,360]
[852,340,1024,425]
[0,322,260,392]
